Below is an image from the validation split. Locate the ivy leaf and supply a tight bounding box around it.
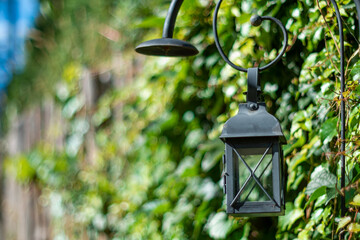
[236,13,251,24]
[311,209,324,223]
[320,118,338,143]
[287,209,304,230]
[348,223,360,233]
[350,61,360,81]
[184,129,205,148]
[293,110,306,123]
[337,216,352,233]
[356,84,360,96]
[305,186,326,207]
[325,187,338,205]
[349,194,360,206]
[134,16,165,28]
[206,212,233,239]
[305,186,337,207]
[305,168,337,195]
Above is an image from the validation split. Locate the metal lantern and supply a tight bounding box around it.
[220,102,286,217]
[212,2,289,216]
[220,69,286,217]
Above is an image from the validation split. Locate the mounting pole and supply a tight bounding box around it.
[329,2,345,239]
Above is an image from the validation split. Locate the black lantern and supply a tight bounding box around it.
[220,68,286,217]
[212,3,289,215]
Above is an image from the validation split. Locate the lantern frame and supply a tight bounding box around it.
[223,137,285,216]
[220,102,286,217]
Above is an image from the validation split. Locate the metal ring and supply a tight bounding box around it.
[213,0,288,72]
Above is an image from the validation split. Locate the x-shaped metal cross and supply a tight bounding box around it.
[230,143,279,208]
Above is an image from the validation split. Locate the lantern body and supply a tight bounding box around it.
[223,137,284,216]
[221,103,285,217]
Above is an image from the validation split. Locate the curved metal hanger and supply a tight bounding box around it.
[213,0,288,72]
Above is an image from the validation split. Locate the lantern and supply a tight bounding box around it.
[220,68,286,217]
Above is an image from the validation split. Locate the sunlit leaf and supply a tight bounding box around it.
[348,223,360,233]
[134,16,165,28]
[206,212,233,239]
[349,194,360,206]
[337,216,351,233]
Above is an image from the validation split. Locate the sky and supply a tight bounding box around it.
[0,0,39,92]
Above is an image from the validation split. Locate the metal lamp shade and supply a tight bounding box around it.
[135,38,198,57]
[220,103,286,217]
[134,0,199,57]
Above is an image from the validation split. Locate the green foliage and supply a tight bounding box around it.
[3,0,360,239]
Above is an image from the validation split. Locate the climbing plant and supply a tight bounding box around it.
[3,0,360,239]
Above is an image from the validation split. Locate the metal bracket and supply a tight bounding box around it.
[247,68,259,110]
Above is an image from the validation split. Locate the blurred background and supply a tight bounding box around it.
[0,0,359,239]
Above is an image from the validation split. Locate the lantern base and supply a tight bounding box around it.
[227,201,285,217]
[228,210,285,217]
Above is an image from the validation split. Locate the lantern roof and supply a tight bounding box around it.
[220,103,286,143]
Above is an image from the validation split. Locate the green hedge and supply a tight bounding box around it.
[4,0,360,239]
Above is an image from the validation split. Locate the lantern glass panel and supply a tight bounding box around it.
[226,140,282,209]
[235,146,273,203]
